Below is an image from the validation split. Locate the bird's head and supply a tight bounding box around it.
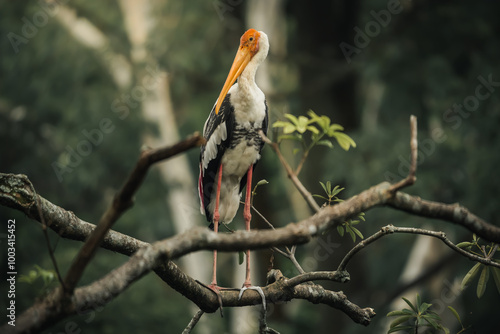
[215,29,269,114]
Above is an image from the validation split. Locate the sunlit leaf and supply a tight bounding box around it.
[461,262,482,290]
[333,132,356,150]
[307,125,320,134]
[476,265,489,298]
[456,242,474,249]
[328,123,344,136]
[284,114,299,126]
[296,116,309,133]
[273,121,296,134]
[337,225,345,237]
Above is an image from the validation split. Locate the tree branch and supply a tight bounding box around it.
[338,225,500,272]
[388,115,417,193]
[260,130,321,212]
[63,132,204,295]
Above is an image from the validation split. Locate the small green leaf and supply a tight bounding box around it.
[422,315,439,329]
[388,325,414,333]
[273,121,296,134]
[351,225,364,240]
[402,297,418,313]
[461,262,482,290]
[337,225,345,237]
[389,315,412,328]
[327,123,344,136]
[326,181,332,195]
[306,125,320,134]
[476,265,490,298]
[312,194,329,201]
[345,224,356,242]
[491,267,500,295]
[456,242,474,249]
[333,132,356,150]
[319,181,328,194]
[284,114,299,126]
[387,310,412,317]
[330,185,344,197]
[296,116,309,133]
[447,306,462,325]
[316,139,333,148]
[292,148,301,155]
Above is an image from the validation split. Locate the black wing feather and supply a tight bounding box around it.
[200,94,234,223]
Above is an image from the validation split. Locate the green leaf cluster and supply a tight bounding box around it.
[458,234,500,298]
[313,181,365,242]
[387,294,457,333]
[273,110,356,151]
[19,265,58,294]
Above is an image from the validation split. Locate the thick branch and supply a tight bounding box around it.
[387,192,500,243]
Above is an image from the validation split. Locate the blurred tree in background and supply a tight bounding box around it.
[1,0,499,333]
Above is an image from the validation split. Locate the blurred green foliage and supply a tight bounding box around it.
[1,0,499,333]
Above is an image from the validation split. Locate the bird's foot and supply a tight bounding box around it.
[207,283,224,317]
[238,285,266,311]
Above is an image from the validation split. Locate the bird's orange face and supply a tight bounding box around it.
[215,29,261,115]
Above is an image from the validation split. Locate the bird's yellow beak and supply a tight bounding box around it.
[215,29,260,115]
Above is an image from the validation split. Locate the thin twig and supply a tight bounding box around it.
[249,203,305,273]
[338,225,500,272]
[62,133,204,295]
[182,309,205,334]
[260,130,320,212]
[388,115,418,193]
[30,184,65,288]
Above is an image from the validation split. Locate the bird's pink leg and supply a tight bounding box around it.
[209,163,223,290]
[242,165,253,288]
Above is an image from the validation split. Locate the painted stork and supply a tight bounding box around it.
[199,29,269,294]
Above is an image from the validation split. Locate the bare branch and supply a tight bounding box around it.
[182,310,205,334]
[388,115,418,192]
[63,132,204,295]
[338,225,500,272]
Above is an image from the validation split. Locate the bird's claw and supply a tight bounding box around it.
[238,285,266,311]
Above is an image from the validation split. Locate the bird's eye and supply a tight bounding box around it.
[249,37,254,42]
